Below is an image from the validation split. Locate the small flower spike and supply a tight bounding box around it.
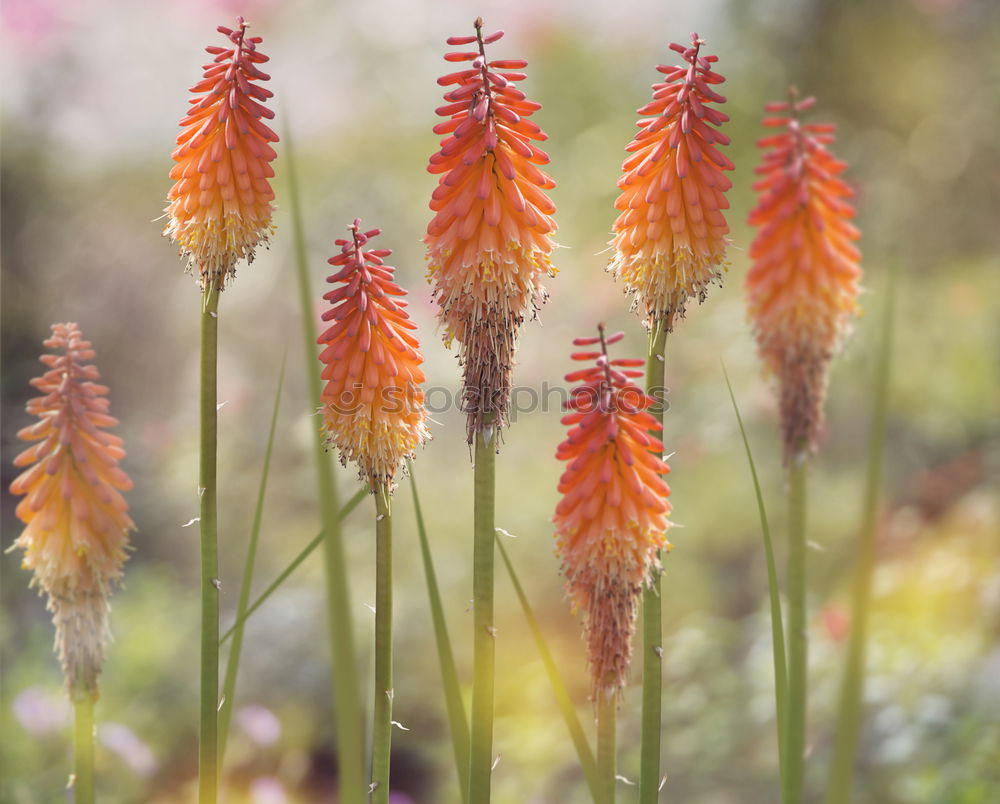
[745,91,862,459]
[318,220,430,489]
[9,324,134,697]
[609,33,733,330]
[553,326,672,700]
[165,17,278,290]
[425,17,557,443]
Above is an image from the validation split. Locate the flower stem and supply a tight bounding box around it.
[371,484,393,803]
[285,120,364,804]
[469,417,497,803]
[784,455,809,804]
[639,318,668,802]
[198,284,220,804]
[597,692,617,804]
[825,270,895,804]
[72,692,95,804]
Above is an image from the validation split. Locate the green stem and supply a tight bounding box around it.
[72,693,95,804]
[199,285,220,804]
[785,456,809,804]
[826,271,895,804]
[639,319,668,802]
[409,462,470,803]
[219,361,285,764]
[371,485,393,803]
[597,693,617,804]
[285,120,364,804]
[469,418,497,803]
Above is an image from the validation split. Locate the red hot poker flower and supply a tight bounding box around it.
[553,327,672,700]
[318,220,430,489]
[165,17,278,290]
[9,324,134,696]
[745,93,861,458]
[610,33,733,329]
[425,17,557,442]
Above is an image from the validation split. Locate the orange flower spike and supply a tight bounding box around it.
[165,17,278,290]
[745,92,862,458]
[318,220,430,489]
[425,17,557,441]
[610,33,733,329]
[553,326,672,700]
[9,323,134,696]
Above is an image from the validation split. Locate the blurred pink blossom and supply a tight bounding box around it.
[236,704,282,746]
[99,723,157,776]
[12,686,69,735]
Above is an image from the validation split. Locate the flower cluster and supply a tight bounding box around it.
[165,17,278,290]
[425,17,557,442]
[553,328,672,699]
[745,93,862,458]
[318,220,430,488]
[609,33,733,329]
[9,324,134,696]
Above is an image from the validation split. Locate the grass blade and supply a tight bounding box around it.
[825,266,896,804]
[408,461,470,803]
[722,363,787,787]
[219,487,367,645]
[218,357,286,762]
[496,537,601,801]
[285,115,365,804]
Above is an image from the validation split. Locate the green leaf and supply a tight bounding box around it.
[218,487,367,646]
[408,461,470,803]
[219,356,285,763]
[722,362,787,792]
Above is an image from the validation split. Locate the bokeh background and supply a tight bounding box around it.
[2,0,999,801]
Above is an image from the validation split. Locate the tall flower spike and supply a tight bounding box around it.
[609,33,733,330]
[553,326,672,700]
[425,17,557,443]
[745,92,862,459]
[165,17,278,290]
[9,324,134,697]
[318,220,430,489]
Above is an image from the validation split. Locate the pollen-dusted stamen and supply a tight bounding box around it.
[9,323,134,697]
[553,325,672,700]
[609,33,733,330]
[165,17,279,290]
[745,91,862,459]
[426,18,557,443]
[318,219,430,489]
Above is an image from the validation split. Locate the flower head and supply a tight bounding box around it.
[609,33,733,329]
[553,327,672,699]
[425,17,557,442]
[318,220,430,489]
[745,92,862,458]
[9,324,134,696]
[165,17,278,290]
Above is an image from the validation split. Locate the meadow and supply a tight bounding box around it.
[2,1,998,802]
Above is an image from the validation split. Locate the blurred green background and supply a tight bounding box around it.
[2,0,999,801]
